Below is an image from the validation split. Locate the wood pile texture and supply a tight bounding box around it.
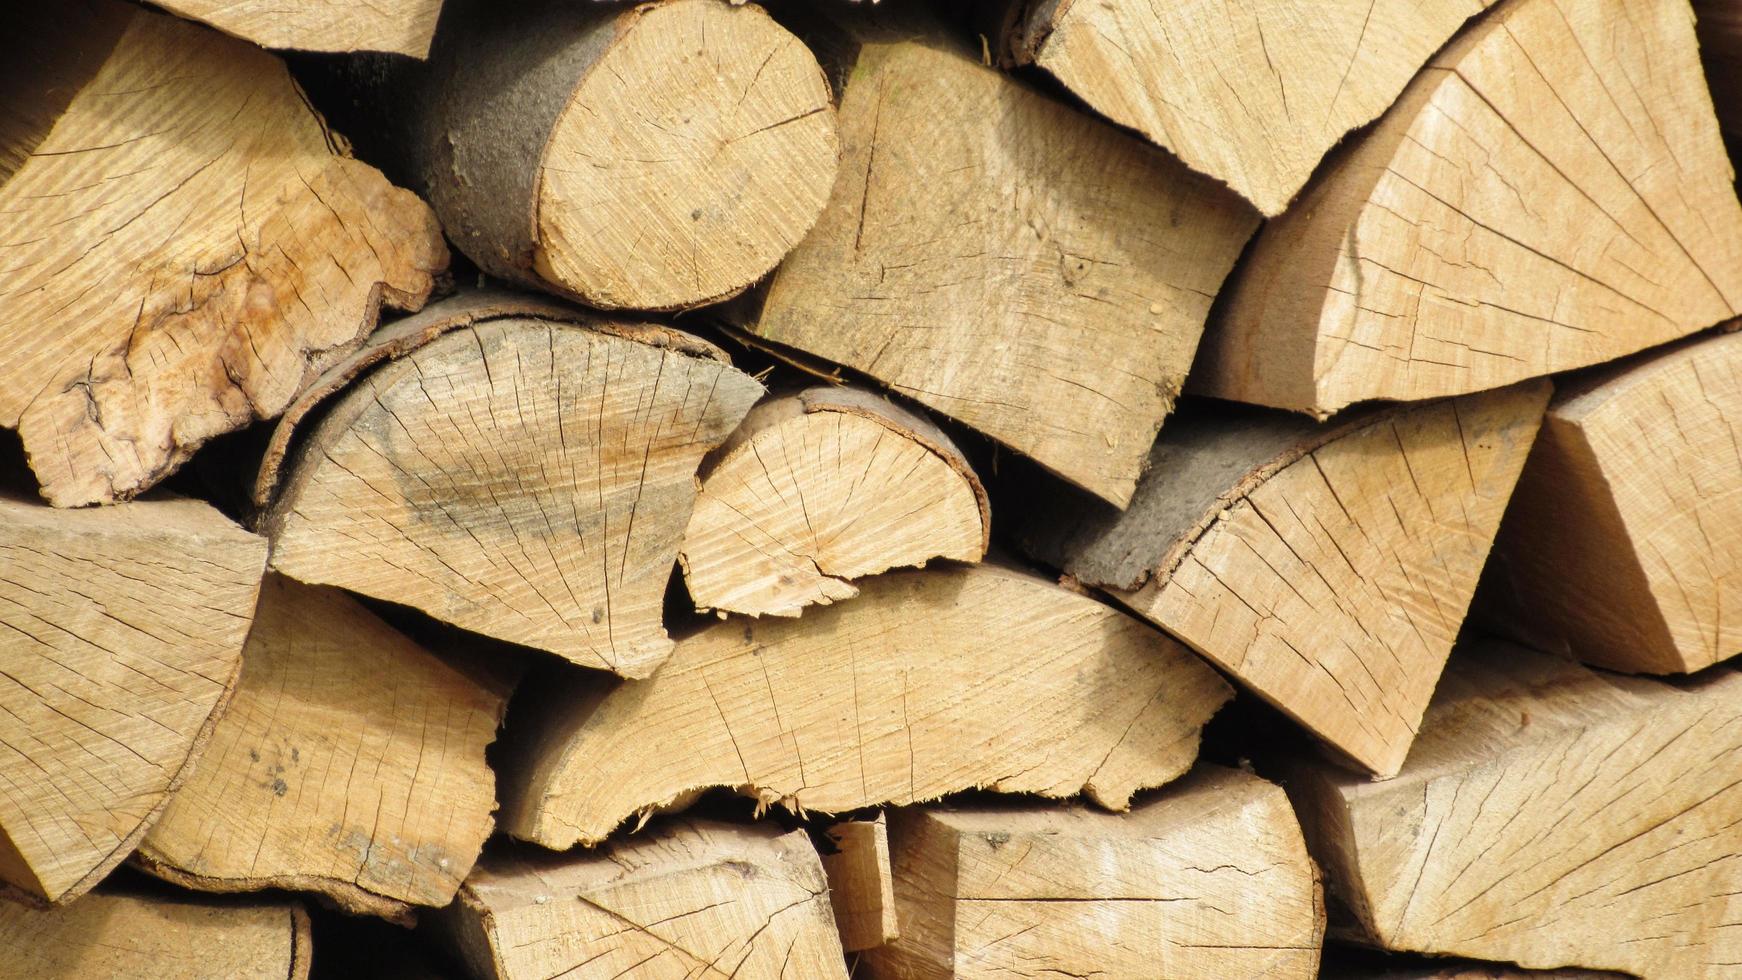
[2,0,1740,976]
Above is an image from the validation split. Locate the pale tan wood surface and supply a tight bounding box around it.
[0,890,310,980]
[821,813,897,952]
[155,0,443,56]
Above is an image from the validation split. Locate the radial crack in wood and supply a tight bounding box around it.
[262,309,764,678]
[0,1,447,507]
[1287,641,1742,977]
[681,386,989,618]
[437,819,847,980]
[864,766,1324,979]
[1192,0,1742,417]
[1020,381,1550,777]
[821,813,898,952]
[0,492,265,905]
[154,0,442,56]
[495,563,1232,849]
[137,576,511,922]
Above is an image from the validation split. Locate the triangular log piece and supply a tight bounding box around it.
[996,0,1495,216]
[1482,331,1742,674]
[1192,0,1742,417]
[364,0,837,312]
[0,1,446,507]
[820,813,897,952]
[0,493,266,905]
[1287,641,1742,976]
[436,819,847,980]
[153,0,442,56]
[136,576,512,922]
[863,766,1324,980]
[681,386,989,618]
[0,890,310,980]
[1019,381,1549,777]
[738,17,1259,508]
[495,563,1233,849]
[261,311,764,678]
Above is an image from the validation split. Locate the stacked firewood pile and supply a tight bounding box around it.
[3,0,1742,977]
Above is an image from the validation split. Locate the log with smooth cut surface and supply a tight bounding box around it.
[0,493,265,905]
[681,387,989,618]
[0,891,310,980]
[1192,0,1742,417]
[154,0,442,56]
[0,0,445,507]
[495,563,1232,849]
[821,813,898,952]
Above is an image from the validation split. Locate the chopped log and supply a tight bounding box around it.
[0,492,265,905]
[737,16,1259,507]
[155,0,442,56]
[362,0,837,312]
[1191,0,1742,418]
[136,576,511,922]
[680,386,989,618]
[1019,381,1549,777]
[0,890,310,980]
[821,813,897,952]
[496,563,1232,849]
[864,766,1324,979]
[260,298,764,678]
[995,0,1495,216]
[0,1,446,507]
[1482,330,1742,674]
[1287,641,1742,976]
[437,819,847,980]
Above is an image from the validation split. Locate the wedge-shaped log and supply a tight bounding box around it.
[0,1,445,507]
[1289,642,1742,977]
[865,766,1324,979]
[262,297,764,678]
[438,819,847,980]
[138,576,510,921]
[1484,331,1742,674]
[681,387,989,617]
[0,890,310,980]
[497,563,1232,849]
[740,22,1258,507]
[821,814,897,952]
[1193,0,1742,417]
[0,493,265,905]
[1020,382,1548,777]
[155,0,442,56]
[997,0,1495,216]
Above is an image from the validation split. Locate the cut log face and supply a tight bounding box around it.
[821,814,898,952]
[0,1,446,507]
[681,386,990,617]
[1002,0,1495,216]
[0,891,310,980]
[438,819,847,980]
[1483,331,1742,674]
[1288,642,1742,977]
[154,0,442,56]
[1192,0,1742,417]
[864,766,1324,980]
[1021,381,1549,777]
[263,314,764,678]
[745,30,1259,507]
[496,563,1232,849]
[137,576,511,921]
[0,493,266,904]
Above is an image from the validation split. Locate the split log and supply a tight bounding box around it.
[1019,381,1549,777]
[437,819,847,980]
[1483,330,1742,674]
[736,16,1259,507]
[1287,641,1742,977]
[995,0,1495,216]
[137,576,511,922]
[864,766,1324,979]
[260,294,764,678]
[154,0,442,56]
[0,493,265,905]
[821,814,897,952]
[363,0,838,312]
[0,890,310,980]
[1191,0,1742,418]
[496,562,1232,849]
[680,386,989,618]
[0,0,446,507]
